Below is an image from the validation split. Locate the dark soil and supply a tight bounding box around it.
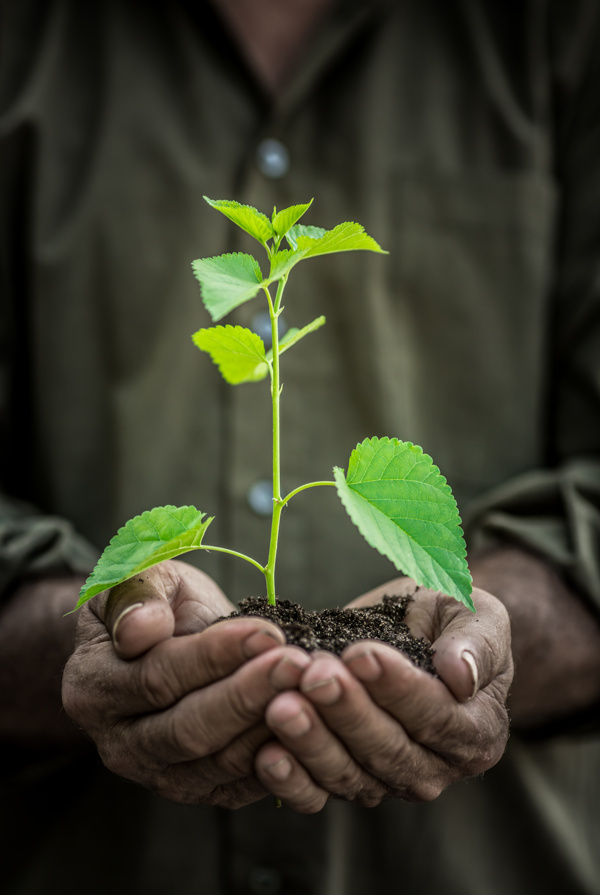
[230,594,436,674]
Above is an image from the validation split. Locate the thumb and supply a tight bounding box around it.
[101,569,175,659]
[431,587,513,703]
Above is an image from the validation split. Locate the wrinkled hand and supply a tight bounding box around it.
[255,579,513,813]
[62,560,310,807]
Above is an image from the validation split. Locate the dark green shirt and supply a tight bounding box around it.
[1,1,599,893]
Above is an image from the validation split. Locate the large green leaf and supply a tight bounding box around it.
[192,325,268,384]
[192,253,263,321]
[334,438,474,610]
[297,221,387,257]
[272,201,313,238]
[204,197,274,244]
[75,506,214,608]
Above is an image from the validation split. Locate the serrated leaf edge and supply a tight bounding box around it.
[74,505,214,609]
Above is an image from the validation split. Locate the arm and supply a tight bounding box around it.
[0,576,84,745]
[470,545,600,729]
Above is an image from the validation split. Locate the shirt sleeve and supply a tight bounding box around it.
[0,496,99,598]
[465,1,600,616]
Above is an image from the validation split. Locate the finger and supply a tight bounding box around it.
[137,722,273,806]
[261,688,388,806]
[297,652,449,800]
[91,562,235,659]
[114,645,312,767]
[63,617,288,723]
[256,738,329,814]
[413,587,513,702]
[343,641,508,774]
[105,574,175,658]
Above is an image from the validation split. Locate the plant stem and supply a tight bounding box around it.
[264,278,287,605]
[199,545,267,576]
[281,480,336,507]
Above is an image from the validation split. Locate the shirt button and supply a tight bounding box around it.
[256,138,290,179]
[247,866,282,895]
[247,479,273,517]
[250,311,288,350]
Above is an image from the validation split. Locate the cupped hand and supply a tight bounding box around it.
[62,560,310,807]
[255,578,513,813]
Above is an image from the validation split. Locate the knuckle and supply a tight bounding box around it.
[223,680,262,726]
[218,740,255,779]
[287,788,328,815]
[408,776,447,802]
[360,733,412,781]
[167,709,213,760]
[324,761,365,798]
[137,650,180,709]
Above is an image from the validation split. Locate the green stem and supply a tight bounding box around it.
[264,278,287,605]
[199,545,266,577]
[281,481,336,507]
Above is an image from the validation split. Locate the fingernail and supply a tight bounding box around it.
[345,649,382,682]
[243,628,284,659]
[461,649,478,700]
[264,757,292,781]
[302,676,342,705]
[269,655,310,690]
[112,603,143,646]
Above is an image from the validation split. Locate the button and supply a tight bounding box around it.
[247,866,282,895]
[250,311,288,350]
[256,138,290,179]
[247,479,273,517]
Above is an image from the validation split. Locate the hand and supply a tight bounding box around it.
[255,578,513,813]
[62,560,311,807]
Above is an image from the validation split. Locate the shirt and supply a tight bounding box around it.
[1,1,599,893]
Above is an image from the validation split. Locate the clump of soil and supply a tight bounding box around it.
[231,594,436,674]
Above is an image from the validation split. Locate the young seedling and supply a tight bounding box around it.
[75,199,474,612]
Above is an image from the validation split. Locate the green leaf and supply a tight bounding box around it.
[192,253,263,321]
[334,438,474,610]
[272,201,313,238]
[268,248,302,281]
[297,221,387,257]
[266,316,326,359]
[192,325,269,384]
[75,506,214,608]
[275,222,386,271]
[204,197,274,244]
[286,223,327,249]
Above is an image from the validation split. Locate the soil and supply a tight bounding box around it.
[230,594,436,674]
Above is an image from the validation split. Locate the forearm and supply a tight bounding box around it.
[470,546,600,729]
[0,576,86,745]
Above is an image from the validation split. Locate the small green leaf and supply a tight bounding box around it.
[75,506,214,608]
[297,221,387,257]
[266,316,326,359]
[286,224,327,249]
[272,201,313,238]
[204,197,274,244]
[268,248,302,281]
[193,325,269,384]
[192,253,263,321]
[334,438,473,610]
